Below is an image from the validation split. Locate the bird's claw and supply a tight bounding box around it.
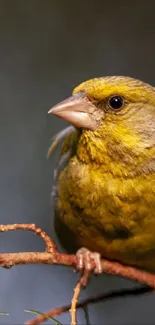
[76,247,102,275]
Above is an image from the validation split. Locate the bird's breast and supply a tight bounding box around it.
[55,156,155,271]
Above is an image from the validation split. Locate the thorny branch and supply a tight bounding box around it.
[0,223,155,325]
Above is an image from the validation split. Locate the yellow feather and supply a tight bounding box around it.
[50,76,155,272]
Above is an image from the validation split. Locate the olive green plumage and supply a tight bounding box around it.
[49,76,155,272]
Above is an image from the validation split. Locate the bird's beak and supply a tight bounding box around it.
[48,92,97,130]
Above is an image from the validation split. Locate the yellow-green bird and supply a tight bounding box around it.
[48,76,155,273]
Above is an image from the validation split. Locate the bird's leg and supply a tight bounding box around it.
[76,247,102,275]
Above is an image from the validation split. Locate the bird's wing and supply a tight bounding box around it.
[47,126,78,200]
[47,126,75,159]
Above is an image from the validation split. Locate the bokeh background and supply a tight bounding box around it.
[0,1,155,324]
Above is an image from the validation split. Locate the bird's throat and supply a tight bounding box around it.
[76,130,155,178]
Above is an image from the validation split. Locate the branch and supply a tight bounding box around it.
[0,223,155,325]
[0,224,155,287]
[26,286,152,325]
[70,271,90,325]
[0,224,57,253]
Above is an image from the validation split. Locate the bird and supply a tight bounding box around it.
[48,76,155,274]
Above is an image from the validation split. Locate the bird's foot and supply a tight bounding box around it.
[76,247,102,275]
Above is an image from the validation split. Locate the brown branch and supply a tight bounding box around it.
[1,223,155,325]
[0,224,57,253]
[1,250,155,288]
[70,279,82,325]
[1,223,155,287]
[26,286,152,325]
[70,271,90,325]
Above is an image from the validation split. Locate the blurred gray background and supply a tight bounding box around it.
[0,0,155,324]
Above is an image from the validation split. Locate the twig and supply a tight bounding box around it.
[70,271,90,325]
[26,286,152,325]
[0,224,155,289]
[0,251,155,288]
[1,223,155,325]
[70,279,81,325]
[0,224,57,253]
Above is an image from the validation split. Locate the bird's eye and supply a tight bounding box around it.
[108,95,124,110]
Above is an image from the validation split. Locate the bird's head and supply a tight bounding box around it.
[49,76,155,171]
